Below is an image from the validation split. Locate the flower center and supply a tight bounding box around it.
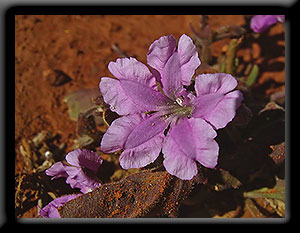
[159,95,194,122]
[172,100,193,117]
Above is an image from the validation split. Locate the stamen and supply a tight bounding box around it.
[175,96,184,106]
[158,94,193,121]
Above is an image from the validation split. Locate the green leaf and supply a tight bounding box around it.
[225,38,242,75]
[243,178,285,201]
[63,88,102,121]
[245,64,259,87]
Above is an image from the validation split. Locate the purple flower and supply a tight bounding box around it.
[250,15,285,33]
[39,194,81,218]
[100,34,243,180]
[46,149,103,193]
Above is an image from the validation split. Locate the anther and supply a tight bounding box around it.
[175,96,184,106]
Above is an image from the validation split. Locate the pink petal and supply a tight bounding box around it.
[100,78,168,116]
[194,73,238,96]
[39,194,81,218]
[119,134,164,169]
[100,114,145,153]
[79,175,102,191]
[47,206,61,218]
[102,113,168,169]
[45,162,68,179]
[161,52,183,99]
[65,149,102,173]
[65,174,85,189]
[196,139,219,169]
[100,57,166,115]
[77,149,103,173]
[162,117,219,180]
[192,90,243,129]
[124,113,169,149]
[64,166,82,179]
[120,79,169,111]
[177,34,201,86]
[200,90,243,129]
[191,93,225,119]
[250,15,285,33]
[65,149,81,167]
[147,34,200,92]
[108,57,157,87]
[147,35,177,77]
[65,168,101,194]
[163,137,198,180]
[192,73,243,129]
[100,77,141,115]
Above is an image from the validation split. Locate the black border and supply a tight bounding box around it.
[6,5,291,15]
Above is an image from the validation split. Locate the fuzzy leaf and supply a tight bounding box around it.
[58,168,204,218]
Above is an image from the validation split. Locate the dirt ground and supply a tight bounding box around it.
[15,15,285,218]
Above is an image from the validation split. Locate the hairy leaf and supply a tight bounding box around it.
[58,168,204,218]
